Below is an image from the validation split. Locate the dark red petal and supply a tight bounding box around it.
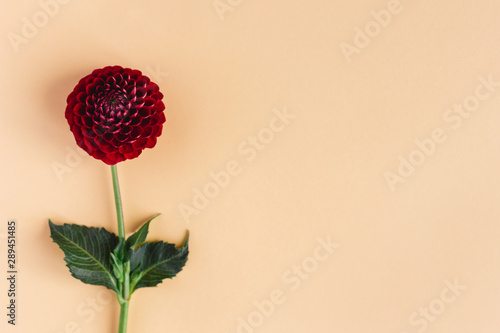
[73,127,84,142]
[120,126,132,135]
[136,87,147,98]
[132,138,148,149]
[84,76,94,85]
[142,126,153,138]
[130,127,142,139]
[145,137,157,148]
[97,132,108,143]
[127,85,136,98]
[67,92,76,104]
[82,116,93,128]
[107,76,117,86]
[73,103,86,116]
[149,116,159,126]
[151,92,163,101]
[130,117,141,126]
[81,128,94,139]
[124,150,141,159]
[101,152,121,165]
[109,125,121,134]
[74,116,83,127]
[133,98,145,108]
[152,125,161,137]
[102,132,114,142]
[83,136,97,150]
[93,77,105,86]
[113,73,124,83]
[119,143,134,154]
[136,77,149,87]
[85,84,96,95]
[155,125,163,137]
[144,98,155,107]
[76,92,87,103]
[116,133,128,142]
[129,70,141,79]
[146,83,159,94]
[156,101,165,112]
[128,107,139,117]
[157,112,166,124]
[121,116,132,126]
[140,117,151,127]
[138,107,151,117]
[92,149,108,160]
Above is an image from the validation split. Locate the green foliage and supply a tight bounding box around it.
[125,214,160,251]
[49,218,189,297]
[130,234,189,293]
[48,220,119,292]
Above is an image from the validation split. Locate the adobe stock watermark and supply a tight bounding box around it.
[7,0,72,54]
[144,65,170,84]
[399,278,466,333]
[340,0,403,63]
[385,74,499,192]
[213,0,244,21]
[53,289,114,333]
[178,106,296,223]
[51,145,87,183]
[233,236,339,333]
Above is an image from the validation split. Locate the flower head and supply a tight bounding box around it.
[65,66,166,165]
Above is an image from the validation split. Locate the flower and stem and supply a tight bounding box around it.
[49,66,189,333]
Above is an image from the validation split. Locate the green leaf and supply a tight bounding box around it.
[48,220,119,292]
[125,214,160,251]
[110,252,124,282]
[130,232,189,293]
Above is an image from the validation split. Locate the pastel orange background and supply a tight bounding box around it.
[1,1,500,332]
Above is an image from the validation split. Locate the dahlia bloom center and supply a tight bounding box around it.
[97,91,130,126]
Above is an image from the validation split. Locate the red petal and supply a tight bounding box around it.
[76,92,87,103]
[136,77,149,87]
[74,103,86,116]
[132,138,148,149]
[145,137,157,148]
[119,143,134,154]
[120,126,132,135]
[144,98,155,107]
[130,127,142,139]
[115,133,128,142]
[130,117,141,126]
[147,83,159,94]
[157,112,166,124]
[140,117,151,127]
[142,126,153,138]
[136,87,147,98]
[138,107,151,117]
[124,150,141,159]
[156,101,165,112]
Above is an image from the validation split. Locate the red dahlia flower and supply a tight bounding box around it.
[65,66,166,165]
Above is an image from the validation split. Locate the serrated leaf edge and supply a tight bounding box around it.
[126,213,161,250]
[48,220,118,292]
[130,232,189,293]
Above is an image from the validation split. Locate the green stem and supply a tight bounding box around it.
[118,301,130,333]
[111,164,125,239]
[124,261,131,300]
[111,164,130,333]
